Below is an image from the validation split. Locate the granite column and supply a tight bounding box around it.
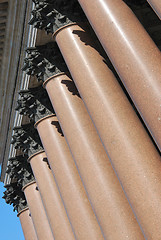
[17,87,104,240]
[11,118,75,240]
[3,181,38,240]
[28,3,161,238]
[44,73,144,240]
[22,45,144,239]
[147,0,161,19]
[77,0,161,150]
[11,126,54,240]
[54,23,161,240]
[18,207,38,240]
[28,151,75,240]
[23,181,54,240]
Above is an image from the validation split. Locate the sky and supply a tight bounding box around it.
[0,166,24,240]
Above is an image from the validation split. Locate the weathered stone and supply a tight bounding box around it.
[22,42,67,82]
[29,0,86,34]
[16,86,54,122]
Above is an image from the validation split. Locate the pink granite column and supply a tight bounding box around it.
[43,74,144,240]
[23,181,54,240]
[147,0,161,19]
[17,207,38,240]
[22,18,161,238]
[28,151,75,240]
[15,87,103,239]
[53,22,161,240]
[77,0,161,151]
[35,115,104,240]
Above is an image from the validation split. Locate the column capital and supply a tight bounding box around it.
[11,124,43,157]
[6,155,28,179]
[6,155,35,188]
[16,86,54,122]
[29,0,86,34]
[3,182,28,213]
[22,43,67,82]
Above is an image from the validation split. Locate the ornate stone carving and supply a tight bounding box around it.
[3,182,27,213]
[6,155,28,179]
[11,123,43,157]
[6,155,35,187]
[29,0,86,34]
[22,42,67,82]
[16,86,54,122]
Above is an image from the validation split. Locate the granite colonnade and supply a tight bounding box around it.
[23,44,145,239]
[10,120,76,240]
[16,87,104,240]
[2,0,161,239]
[53,21,161,239]
[28,1,161,239]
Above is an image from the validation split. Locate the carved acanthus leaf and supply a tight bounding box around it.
[11,124,43,157]
[22,42,67,82]
[6,155,35,188]
[16,86,54,122]
[3,182,27,213]
[6,155,28,179]
[29,0,86,34]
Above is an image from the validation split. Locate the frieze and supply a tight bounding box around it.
[16,86,54,122]
[22,42,67,82]
[29,0,86,34]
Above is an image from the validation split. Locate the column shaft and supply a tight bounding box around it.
[54,24,161,239]
[147,0,161,19]
[77,0,161,150]
[18,208,38,240]
[29,151,75,240]
[35,115,104,240]
[23,181,54,240]
[44,74,144,240]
